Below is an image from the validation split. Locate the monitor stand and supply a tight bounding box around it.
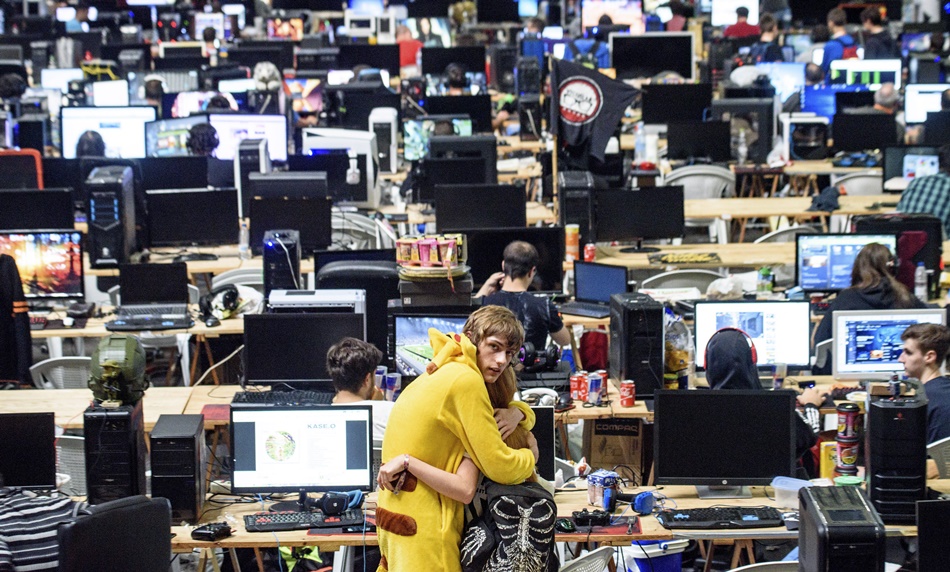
[695,485,752,499]
[270,490,314,513]
[618,238,659,254]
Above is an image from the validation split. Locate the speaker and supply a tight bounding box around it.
[263,229,301,298]
[866,397,927,523]
[516,56,541,96]
[489,45,518,92]
[149,414,205,523]
[558,171,595,248]
[609,293,664,400]
[369,107,398,174]
[518,95,542,142]
[85,165,136,269]
[84,402,147,505]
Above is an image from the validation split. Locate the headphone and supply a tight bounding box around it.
[346,150,361,185]
[704,327,757,369]
[519,342,561,373]
[519,388,559,407]
[319,490,363,516]
[137,73,167,101]
[199,284,239,320]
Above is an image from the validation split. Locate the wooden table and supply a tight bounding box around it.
[84,248,315,279]
[783,161,882,196]
[378,201,556,227]
[591,242,795,270]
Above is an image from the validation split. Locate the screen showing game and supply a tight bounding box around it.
[403,117,474,162]
[208,114,288,162]
[581,0,645,32]
[833,310,947,380]
[145,116,206,157]
[60,106,156,159]
[393,314,470,376]
[282,78,324,113]
[829,59,902,90]
[0,231,83,300]
[694,301,811,368]
[267,18,304,40]
[797,234,897,292]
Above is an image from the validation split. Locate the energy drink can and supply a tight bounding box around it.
[587,373,603,405]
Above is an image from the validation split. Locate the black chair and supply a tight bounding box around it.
[57,496,171,572]
[316,260,400,354]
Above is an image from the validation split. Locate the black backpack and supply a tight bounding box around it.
[567,39,602,69]
[460,480,558,572]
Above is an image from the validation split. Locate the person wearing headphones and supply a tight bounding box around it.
[186,123,234,188]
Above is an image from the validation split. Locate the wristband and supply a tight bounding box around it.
[403,454,409,471]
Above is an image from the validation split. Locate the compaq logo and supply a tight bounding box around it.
[307,424,336,429]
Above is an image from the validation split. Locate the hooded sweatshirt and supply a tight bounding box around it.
[863,30,898,59]
[376,329,536,572]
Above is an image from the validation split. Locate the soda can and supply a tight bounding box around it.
[384,373,402,402]
[836,402,860,438]
[619,380,636,407]
[836,436,860,468]
[584,243,596,262]
[594,369,608,397]
[586,373,603,405]
[569,374,583,401]
[375,366,388,389]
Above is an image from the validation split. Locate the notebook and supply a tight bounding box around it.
[106,263,193,331]
[559,261,628,319]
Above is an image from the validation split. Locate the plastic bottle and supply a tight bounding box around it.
[737,129,748,165]
[238,220,251,260]
[914,262,927,302]
[634,121,646,163]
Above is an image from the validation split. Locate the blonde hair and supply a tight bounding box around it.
[463,305,525,352]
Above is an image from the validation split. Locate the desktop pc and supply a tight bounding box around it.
[85,165,136,268]
[262,229,301,298]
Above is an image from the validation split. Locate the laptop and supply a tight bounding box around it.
[559,261,628,319]
[106,263,193,331]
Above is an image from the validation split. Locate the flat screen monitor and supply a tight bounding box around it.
[592,187,684,251]
[42,158,83,203]
[40,68,84,94]
[420,46,486,77]
[708,97,775,164]
[350,0,384,11]
[924,111,950,146]
[60,106,156,159]
[435,184,526,232]
[829,59,902,90]
[147,188,239,247]
[231,405,374,506]
[640,83,712,124]
[832,309,947,381]
[140,156,211,190]
[392,312,472,376]
[337,44,401,77]
[145,115,206,157]
[422,136,498,201]
[0,189,74,231]
[403,116,473,162]
[901,32,932,56]
[218,78,257,93]
[222,4,246,29]
[0,154,41,190]
[832,113,897,152]
[194,12,226,40]
[904,84,947,124]
[653,390,797,497]
[834,90,875,112]
[666,122,731,162]
[0,231,84,301]
[476,0,520,22]
[572,261,627,303]
[610,33,695,81]
[458,226,564,293]
[313,248,396,275]
[323,84,401,130]
[172,91,238,117]
[783,33,811,57]
[287,151,352,199]
[693,300,811,368]
[243,313,366,386]
[401,17,453,47]
[796,233,898,293]
[209,114,288,162]
[711,0,759,26]
[754,62,805,103]
[581,0,645,31]
[267,17,304,41]
[883,146,941,182]
[800,84,870,121]
[249,196,333,255]
[0,412,56,490]
[422,95,492,133]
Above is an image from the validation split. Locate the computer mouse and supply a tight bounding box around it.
[555,518,576,533]
[204,316,221,328]
[556,392,574,412]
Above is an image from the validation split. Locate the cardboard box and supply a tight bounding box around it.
[583,418,653,486]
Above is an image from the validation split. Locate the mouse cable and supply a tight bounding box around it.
[193,344,244,386]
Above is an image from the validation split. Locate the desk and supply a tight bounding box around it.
[377,201,556,227]
[592,242,795,270]
[84,248,315,279]
[784,161,882,196]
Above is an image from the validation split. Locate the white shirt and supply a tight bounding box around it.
[332,399,393,442]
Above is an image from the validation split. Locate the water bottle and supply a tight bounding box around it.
[737,129,748,165]
[238,220,251,260]
[634,121,646,163]
[914,262,927,302]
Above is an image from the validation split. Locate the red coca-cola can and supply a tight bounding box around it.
[619,380,636,407]
[584,243,596,262]
[575,372,589,403]
[569,374,583,400]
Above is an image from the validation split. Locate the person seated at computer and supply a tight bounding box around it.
[782,64,824,113]
[813,243,927,373]
[475,241,571,352]
[185,123,234,188]
[65,2,91,33]
[326,337,393,442]
[842,82,905,142]
[746,13,783,63]
[524,16,545,36]
[723,7,760,38]
[204,94,234,112]
[143,75,165,116]
[860,6,898,59]
[897,144,950,236]
[820,8,857,75]
[396,24,423,68]
[705,327,823,476]
[562,17,611,69]
[795,24,830,64]
[75,130,105,158]
[899,324,950,443]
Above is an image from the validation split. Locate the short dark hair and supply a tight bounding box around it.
[735,6,749,18]
[860,6,883,26]
[186,123,219,156]
[202,26,217,43]
[758,13,776,33]
[76,130,105,157]
[326,337,382,394]
[941,88,950,111]
[502,241,539,280]
[901,323,950,366]
[144,78,164,101]
[205,94,232,111]
[810,24,831,43]
[445,63,467,89]
[805,63,825,84]
[827,8,847,28]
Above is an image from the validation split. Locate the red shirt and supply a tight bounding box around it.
[398,38,423,67]
[723,21,761,38]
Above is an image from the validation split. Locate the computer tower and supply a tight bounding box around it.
[30,41,50,86]
[150,414,205,523]
[83,402,147,505]
[15,114,47,152]
[519,95,542,142]
[558,171,595,249]
[86,165,135,269]
[369,107,398,174]
[489,45,518,92]
[866,397,927,523]
[799,485,886,572]
[608,293,664,400]
[516,56,541,96]
[234,138,271,218]
[263,229,301,298]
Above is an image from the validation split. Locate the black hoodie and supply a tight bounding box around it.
[863,30,898,60]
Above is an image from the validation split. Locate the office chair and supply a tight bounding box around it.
[30,356,91,389]
[828,170,885,232]
[639,269,725,291]
[754,225,818,243]
[316,260,400,355]
[57,496,171,572]
[0,148,43,189]
[559,546,614,571]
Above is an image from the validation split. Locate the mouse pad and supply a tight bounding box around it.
[558,516,641,536]
[648,252,721,265]
[201,404,230,422]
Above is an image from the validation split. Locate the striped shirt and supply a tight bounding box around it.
[0,493,85,571]
[896,171,950,237]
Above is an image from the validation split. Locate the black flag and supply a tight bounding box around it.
[549,58,639,161]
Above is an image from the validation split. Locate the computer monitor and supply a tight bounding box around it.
[422,95,492,133]
[904,84,948,124]
[140,156,211,190]
[144,115,207,157]
[172,91,238,117]
[666,122,732,162]
[42,158,84,205]
[435,184,526,232]
[60,106,156,159]
[883,146,941,182]
[754,62,805,103]
[829,58,902,90]
[323,83,401,130]
[710,0,759,25]
[924,111,950,146]
[40,68,84,93]
[796,233,898,293]
[0,189,74,231]
[193,12,226,40]
[581,0,645,31]
[0,412,56,490]
[653,390,797,498]
[476,0,521,22]
[640,83,712,124]
[592,187,685,252]
[249,196,333,255]
[832,113,897,152]
[0,231,84,302]
[286,150,354,199]
[708,97,776,164]
[218,78,257,94]
[146,188,239,247]
[693,300,812,368]
[313,248,396,275]
[391,311,472,376]
[243,312,366,387]
[403,116,474,162]
[222,3,246,29]
[401,16,453,45]
[337,44,401,76]
[208,114,288,162]
[901,32,932,56]
[832,309,948,381]
[267,17,304,40]
[420,46,486,77]
[90,81,129,108]
[783,33,812,57]
[282,78,323,114]
[800,84,870,121]
[458,226,564,293]
[610,33,695,81]
[834,90,875,112]
[427,134,497,185]
[231,404,374,510]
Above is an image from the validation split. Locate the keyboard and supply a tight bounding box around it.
[655,507,783,529]
[232,390,335,406]
[121,305,188,316]
[244,509,365,532]
[106,316,194,331]
[559,301,610,319]
[29,316,48,330]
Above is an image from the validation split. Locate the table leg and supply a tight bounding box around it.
[203,338,221,385]
[569,328,583,372]
[228,548,242,572]
[47,336,63,359]
[556,420,573,463]
[254,548,265,572]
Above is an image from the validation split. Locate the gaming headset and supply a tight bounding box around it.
[199,284,239,320]
[704,327,757,368]
[519,342,561,374]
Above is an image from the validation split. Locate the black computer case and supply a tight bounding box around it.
[866,397,928,523]
[150,414,205,523]
[85,165,135,269]
[798,485,886,572]
[608,292,664,400]
[84,402,147,505]
[263,229,301,298]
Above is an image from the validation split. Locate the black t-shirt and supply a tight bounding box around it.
[926,376,950,444]
[482,290,564,350]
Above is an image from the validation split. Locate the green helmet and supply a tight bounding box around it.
[88,335,149,405]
